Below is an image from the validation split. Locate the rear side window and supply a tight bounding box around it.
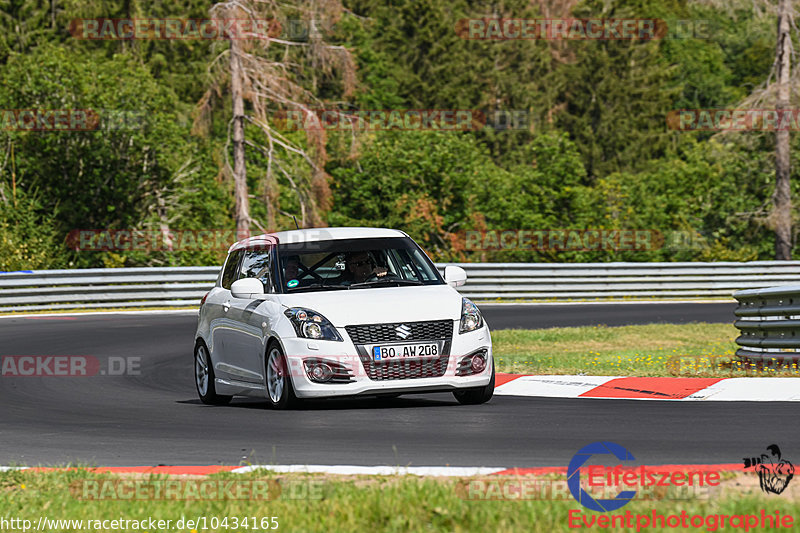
[221,250,243,289]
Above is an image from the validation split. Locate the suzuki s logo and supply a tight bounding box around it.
[395,324,412,339]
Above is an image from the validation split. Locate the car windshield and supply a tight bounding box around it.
[277,237,443,292]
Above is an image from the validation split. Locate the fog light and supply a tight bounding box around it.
[309,363,333,382]
[470,354,487,373]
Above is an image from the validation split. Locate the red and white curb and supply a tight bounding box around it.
[1,464,746,477]
[495,374,800,401]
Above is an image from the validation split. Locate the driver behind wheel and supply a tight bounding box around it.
[284,255,301,280]
[344,251,388,284]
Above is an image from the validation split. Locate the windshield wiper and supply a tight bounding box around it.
[288,284,350,292]
[349,279,424,289]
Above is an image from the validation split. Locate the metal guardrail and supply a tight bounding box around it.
[0,267,220,312]
[733,284,800,361]
[450,261,800,299]
[1,261,799,313]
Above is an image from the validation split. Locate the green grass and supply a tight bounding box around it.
[491,323,800,377]
[1,469,797,532]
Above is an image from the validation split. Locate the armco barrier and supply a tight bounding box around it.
[447,261,800,299]
[734,284,800,361]
[1,261,799,312]
[0,267,219,312]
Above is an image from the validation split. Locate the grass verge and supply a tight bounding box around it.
[1,469,797,533]
[491,323,800,378]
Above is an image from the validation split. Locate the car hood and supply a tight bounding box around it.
[278,284,462,326]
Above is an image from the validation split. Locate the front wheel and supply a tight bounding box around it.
[195,342,232,405]
[265,342,298,409]
[453,360,495,405]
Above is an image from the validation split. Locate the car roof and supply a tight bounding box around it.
[228,227,408,252]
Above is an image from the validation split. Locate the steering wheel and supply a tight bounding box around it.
[366,271,400,282]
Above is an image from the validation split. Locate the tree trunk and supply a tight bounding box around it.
[774,0,792,259]
[230,35,250,238]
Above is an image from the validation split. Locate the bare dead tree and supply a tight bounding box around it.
[229,27,250,236]
[705,0,798,259]
[774,0,793,259]
[196,0,356,233]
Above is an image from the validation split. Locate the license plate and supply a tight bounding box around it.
[372,343,439,362]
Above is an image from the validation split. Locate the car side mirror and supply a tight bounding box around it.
[444,265,467,288]
[231,278,266,299]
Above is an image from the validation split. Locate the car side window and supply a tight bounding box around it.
[220,250,243,290]
[240,248,274,293]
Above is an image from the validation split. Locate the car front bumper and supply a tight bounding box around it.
[278,324,493,399]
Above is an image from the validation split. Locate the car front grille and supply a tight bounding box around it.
[346,320,454,381]
[345,320,453,344]
[358,351,450,380]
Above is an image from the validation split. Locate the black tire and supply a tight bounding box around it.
[194,341,232,405]
[453,360,495,405]
[265,341,298,409]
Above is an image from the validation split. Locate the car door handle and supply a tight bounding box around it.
[223,301,231,312]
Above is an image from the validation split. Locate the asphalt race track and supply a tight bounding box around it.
[3,304,794,468]
[480,301,736,329]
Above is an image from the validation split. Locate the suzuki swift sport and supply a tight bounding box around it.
[193,227,493,409]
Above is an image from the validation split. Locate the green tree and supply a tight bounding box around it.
[465,132,589,262]
[328,130,507,259]
[0,180,64,270]
[0,43,218,267]
[344,0,554,158]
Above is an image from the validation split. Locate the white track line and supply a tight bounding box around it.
[0,300,734,319]
[231,465,506,476]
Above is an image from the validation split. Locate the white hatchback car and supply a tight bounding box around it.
[193,227,493,409]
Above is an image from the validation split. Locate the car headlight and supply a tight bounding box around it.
[284,308,343,341]
[459,297,483,334]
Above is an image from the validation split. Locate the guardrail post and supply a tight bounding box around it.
[733,285,800,364]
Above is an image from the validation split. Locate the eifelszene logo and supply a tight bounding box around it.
[744,445,795,495]
[568,441,637,512]
[567,441,721,512]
